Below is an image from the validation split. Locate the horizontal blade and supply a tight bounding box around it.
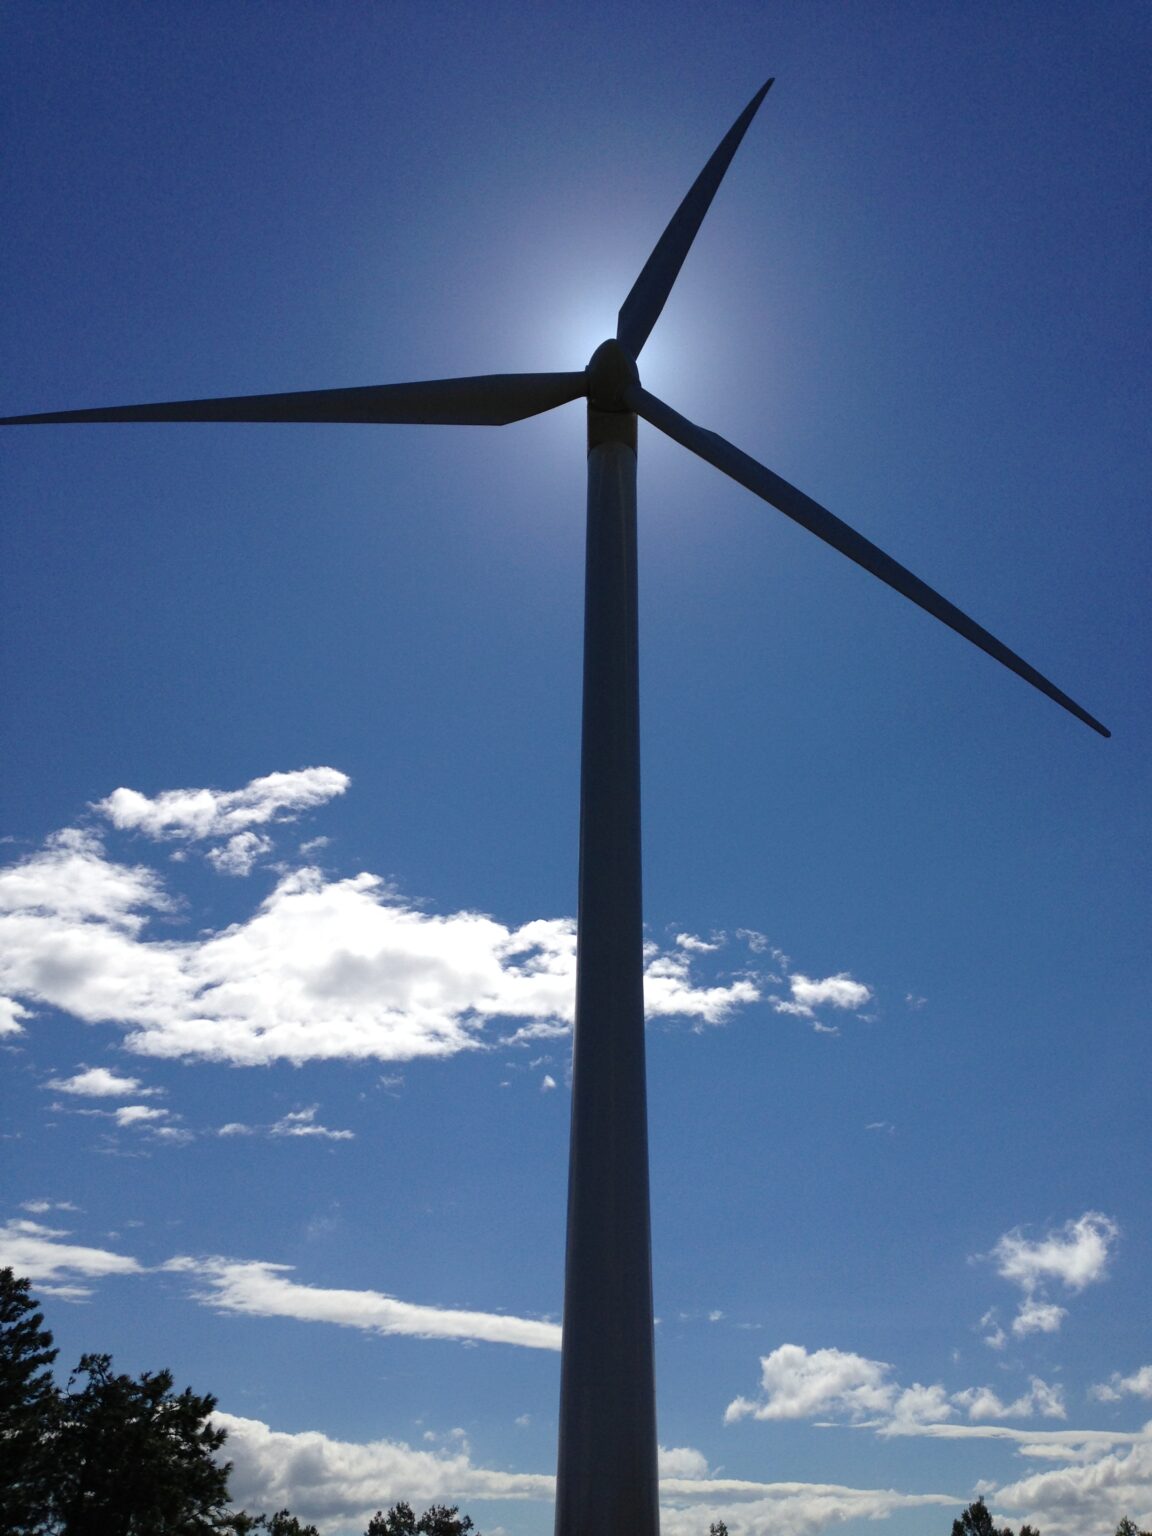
[628,384,1109,737]
[0,372,588,429]
[616,77,773,360]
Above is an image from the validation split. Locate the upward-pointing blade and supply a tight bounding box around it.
[627,384,1109,738]
[0,372,588,429]
[616,77,774,361]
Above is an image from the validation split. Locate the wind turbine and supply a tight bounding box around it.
[2,76,1107,1536]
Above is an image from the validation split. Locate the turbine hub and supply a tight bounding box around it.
[586,339,639,413]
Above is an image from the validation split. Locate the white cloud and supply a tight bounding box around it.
[269,1107,353,1141]
[20,1200,78,1214]
[771,973,871,1025]
[993,1212,1119,1293]
[215,1410,553,1523]
[0,792,765,1066]
[540,1074,557,1092]
[1092,1367,1152,1404]
[0,827,169,927]
[95,768,349,842]
[0,1218,142,1296]
[658,1445,710,1479]
[980,1309,1008,1350]
[727,1346,1067,1433]
[988,1212,1119,1338]
[44,1066,155,1097]
[216,1411,956,1536]
[993,1425,1152,1536]
[675,932,722,953]
[724,1344,894,1423]
[0,996,31,1034]
[952,1379,1067,1422]
[657,1486,956,1536]
[1013,1299,1069,1337]
[169,1256,562,1351]
[205,832,274,877]
[643,948,760,1025]
[112,1104,168,1127]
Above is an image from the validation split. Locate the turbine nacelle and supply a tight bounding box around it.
[585,339,639,414]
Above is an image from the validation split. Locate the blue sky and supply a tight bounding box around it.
[2,4,1149,1534]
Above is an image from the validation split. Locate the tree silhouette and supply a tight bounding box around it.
[0,1267,59,1534]
[365,1504,477,1536]
[951,1500,1039,1536]
[53,1350,230,1534]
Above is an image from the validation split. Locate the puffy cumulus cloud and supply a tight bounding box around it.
[0,996,31,1035]
[1093,1367,1152,1404]
[726,1346,1067,1432]
[44,1065,156,1097]
[95,768,349,843]
[0,827,168,929]
[1013,1299,1068,1337]
[993,1425,1152,1536]
[0,1219,141,1298]
[657,1485,956,1536]
[205,832,274,877]
[994,1212,1119,1293]
[0,797,765,1066]
[214,1411,553,1524]
[770,973,872,1032]
[724,1344,895,1423]
[658,1445,710,1479]
[169,1256,562,1351]
[952,1379,1067,1422]
[216,1412,955,1536]
[988,1212,1119,1338]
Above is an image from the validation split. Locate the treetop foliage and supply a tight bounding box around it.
[0,1268,484,1536]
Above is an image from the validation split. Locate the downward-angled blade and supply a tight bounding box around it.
[0,372,588,429]
[616,77,774,361]
[628,385,1109,737]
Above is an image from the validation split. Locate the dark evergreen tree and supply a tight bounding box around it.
[365,1505,476,1536]
[224,1512,320,1536]
[950,1499,1040,1536]
[0,1266,59,1535]
[417,1505,475,1536]
[366,1501,416,1536]
[708,1523,730,1536]
[52,1350,231,1534]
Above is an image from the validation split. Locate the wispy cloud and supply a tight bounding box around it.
[95,768,349,843]
[269,1107,353,1140]
[168,1256,561,1351]
[0,1218,142,1298]
[1091,1365,1152,1403]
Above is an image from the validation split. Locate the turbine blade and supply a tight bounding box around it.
[0,372,588,429]
[616,77,774,360]
[628,385,1109,737]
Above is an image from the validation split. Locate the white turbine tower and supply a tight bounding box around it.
[2,77,1107,1536]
